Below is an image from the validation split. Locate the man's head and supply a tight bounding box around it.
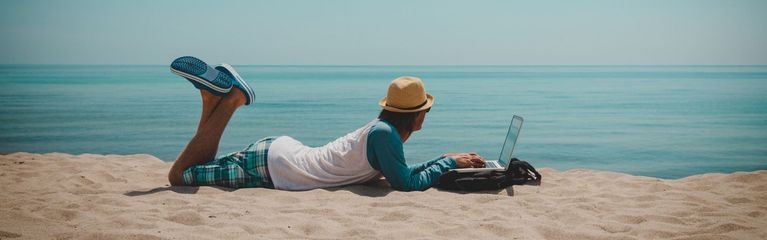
[378,76,433,140]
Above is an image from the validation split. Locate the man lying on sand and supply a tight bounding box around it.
[166,56,485,191]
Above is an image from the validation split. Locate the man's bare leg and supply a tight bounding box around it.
[197,91,222,133]
[168,88,247,185]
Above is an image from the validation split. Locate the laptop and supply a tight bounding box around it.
[454,115,524,173]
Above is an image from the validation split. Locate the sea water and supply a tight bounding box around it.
[1,65,765,179]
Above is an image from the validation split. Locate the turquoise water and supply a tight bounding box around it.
[1,65,765,179]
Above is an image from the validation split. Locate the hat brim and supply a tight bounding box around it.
[378,93,434,113]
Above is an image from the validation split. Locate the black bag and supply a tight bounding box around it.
[435,158,542,191]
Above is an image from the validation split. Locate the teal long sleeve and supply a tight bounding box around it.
[366,121,456,191]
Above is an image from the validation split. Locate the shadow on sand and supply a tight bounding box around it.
[434,180,541,196]
[123,185,235,196]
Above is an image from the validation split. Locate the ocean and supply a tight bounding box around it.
[1,65,765,179]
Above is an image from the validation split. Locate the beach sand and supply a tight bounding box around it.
[1,152,765,239]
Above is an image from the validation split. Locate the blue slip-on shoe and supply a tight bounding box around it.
[170,56,233,96]
[215,63,255,105]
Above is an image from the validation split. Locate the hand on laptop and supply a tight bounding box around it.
[443,152,486,168]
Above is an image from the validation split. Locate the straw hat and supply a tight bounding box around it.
[379,76,434,113]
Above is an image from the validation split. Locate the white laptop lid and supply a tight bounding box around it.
[497,115,524,168]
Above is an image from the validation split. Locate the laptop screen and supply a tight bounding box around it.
[498,115,524,167]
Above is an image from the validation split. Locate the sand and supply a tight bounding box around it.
[1,152,765,239]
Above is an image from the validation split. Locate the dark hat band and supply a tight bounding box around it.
[386,99,428,111]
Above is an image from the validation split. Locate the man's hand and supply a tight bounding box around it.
[444,152,485,168]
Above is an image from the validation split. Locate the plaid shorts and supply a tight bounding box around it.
[182,137,276,189]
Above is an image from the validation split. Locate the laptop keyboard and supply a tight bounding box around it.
[485,161,500,168]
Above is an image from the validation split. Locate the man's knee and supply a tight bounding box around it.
[168,169,185,186]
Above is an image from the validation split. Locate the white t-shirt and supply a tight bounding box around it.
[266,120,381,190]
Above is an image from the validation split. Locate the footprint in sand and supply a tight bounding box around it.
[746,211,763,218]
[167,211,205,226]
[293,223,326,235]
[610,214,647,224]
[724,197,752,204]
[42,209,79,222]
[378,211,412,221]
[0,230,22,238]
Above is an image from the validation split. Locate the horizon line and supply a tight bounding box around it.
[2,63,766,67]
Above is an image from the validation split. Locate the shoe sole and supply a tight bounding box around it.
[217,63,255,105]
[170,56,232,95]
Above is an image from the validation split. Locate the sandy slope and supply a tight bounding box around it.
[1,152,765,239]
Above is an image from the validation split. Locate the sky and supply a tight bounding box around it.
[0,0,765,65]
